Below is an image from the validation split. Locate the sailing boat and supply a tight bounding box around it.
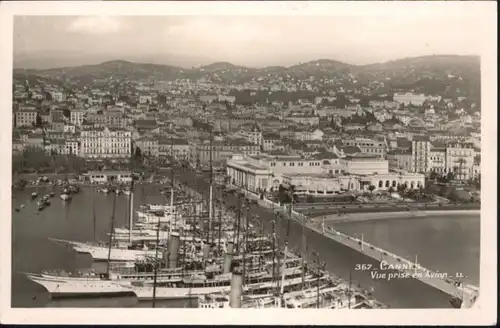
[49,180,165,262]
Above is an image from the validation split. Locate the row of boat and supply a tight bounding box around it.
[25,180,385,309]
[97,185,132,196]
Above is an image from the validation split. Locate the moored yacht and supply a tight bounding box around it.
[60,191,72,201]
[48,238,166,262]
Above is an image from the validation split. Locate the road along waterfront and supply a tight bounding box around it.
[174,170,473,308]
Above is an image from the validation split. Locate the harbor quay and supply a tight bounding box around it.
[173,171,461,308]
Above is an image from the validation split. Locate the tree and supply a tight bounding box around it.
[472,174,481,189]
[388,186,395,194]
[134,146,142,159]
[455,158,466,181]
[44,91,52,101]
[368,184,376,194]
[397,183,407,195]
[429,171,439,181]
[63,108,71,118]
[35,113,43,128]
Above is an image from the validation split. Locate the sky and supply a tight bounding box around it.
[13,15,486,69]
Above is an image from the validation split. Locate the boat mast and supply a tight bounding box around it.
[301,214,306,290]
[217,200,222,256]
[259,217,264,272]
[169,137,175,240]
[271,218,277,297]
[348,267,352,309]
[92,184,96,241]
[242,204,250,285]
[106,193,117,275]
[208,131,214,246]
[235,195,243,253]
[275,212,281,293]
[152,202,161,308]
[314,252,321,309]
[280,218,291,299]
[128,179,134,244]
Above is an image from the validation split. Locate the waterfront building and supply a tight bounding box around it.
[428,144,447,174]
[445,141,475,180]
[472,155,481,179]
[343,156,389,175]
[157,138,190,160]
[193,139,260,165]
[135,136,159,157]
[15,109,38,127]
[411,136,431,173]
[227,153,425,194]
[387,149,414,172]
[80,127,132,159]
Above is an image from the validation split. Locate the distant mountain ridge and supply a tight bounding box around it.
[13,55,480,98]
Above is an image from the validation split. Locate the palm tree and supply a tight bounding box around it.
[368,184,376,194]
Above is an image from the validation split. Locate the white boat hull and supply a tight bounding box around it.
[52,240,163,262]
[130,275,314,300]
[60,194,71,201]
[26,275,135,298]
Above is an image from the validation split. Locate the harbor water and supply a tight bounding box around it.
[333,215,480,286]
[11,184,194,308]
[11,172,480,308]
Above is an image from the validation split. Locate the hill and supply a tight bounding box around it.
[13,55,480,99]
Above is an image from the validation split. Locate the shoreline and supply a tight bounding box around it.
[316,209,481,224]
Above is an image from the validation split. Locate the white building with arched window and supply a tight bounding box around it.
[226,153,425,195]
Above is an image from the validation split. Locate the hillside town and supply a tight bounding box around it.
[12,57,481,203]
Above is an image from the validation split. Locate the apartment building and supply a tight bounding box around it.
[80,127,132,159]
[135,136,159,157]
[445,141,476,180]
[70,109,85,127]
[15,109,38,127]
[193,139,260,165]
[158,138,190,160]
[411,136,431,173]
[342,137,387,159]
[387,149,413,172]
